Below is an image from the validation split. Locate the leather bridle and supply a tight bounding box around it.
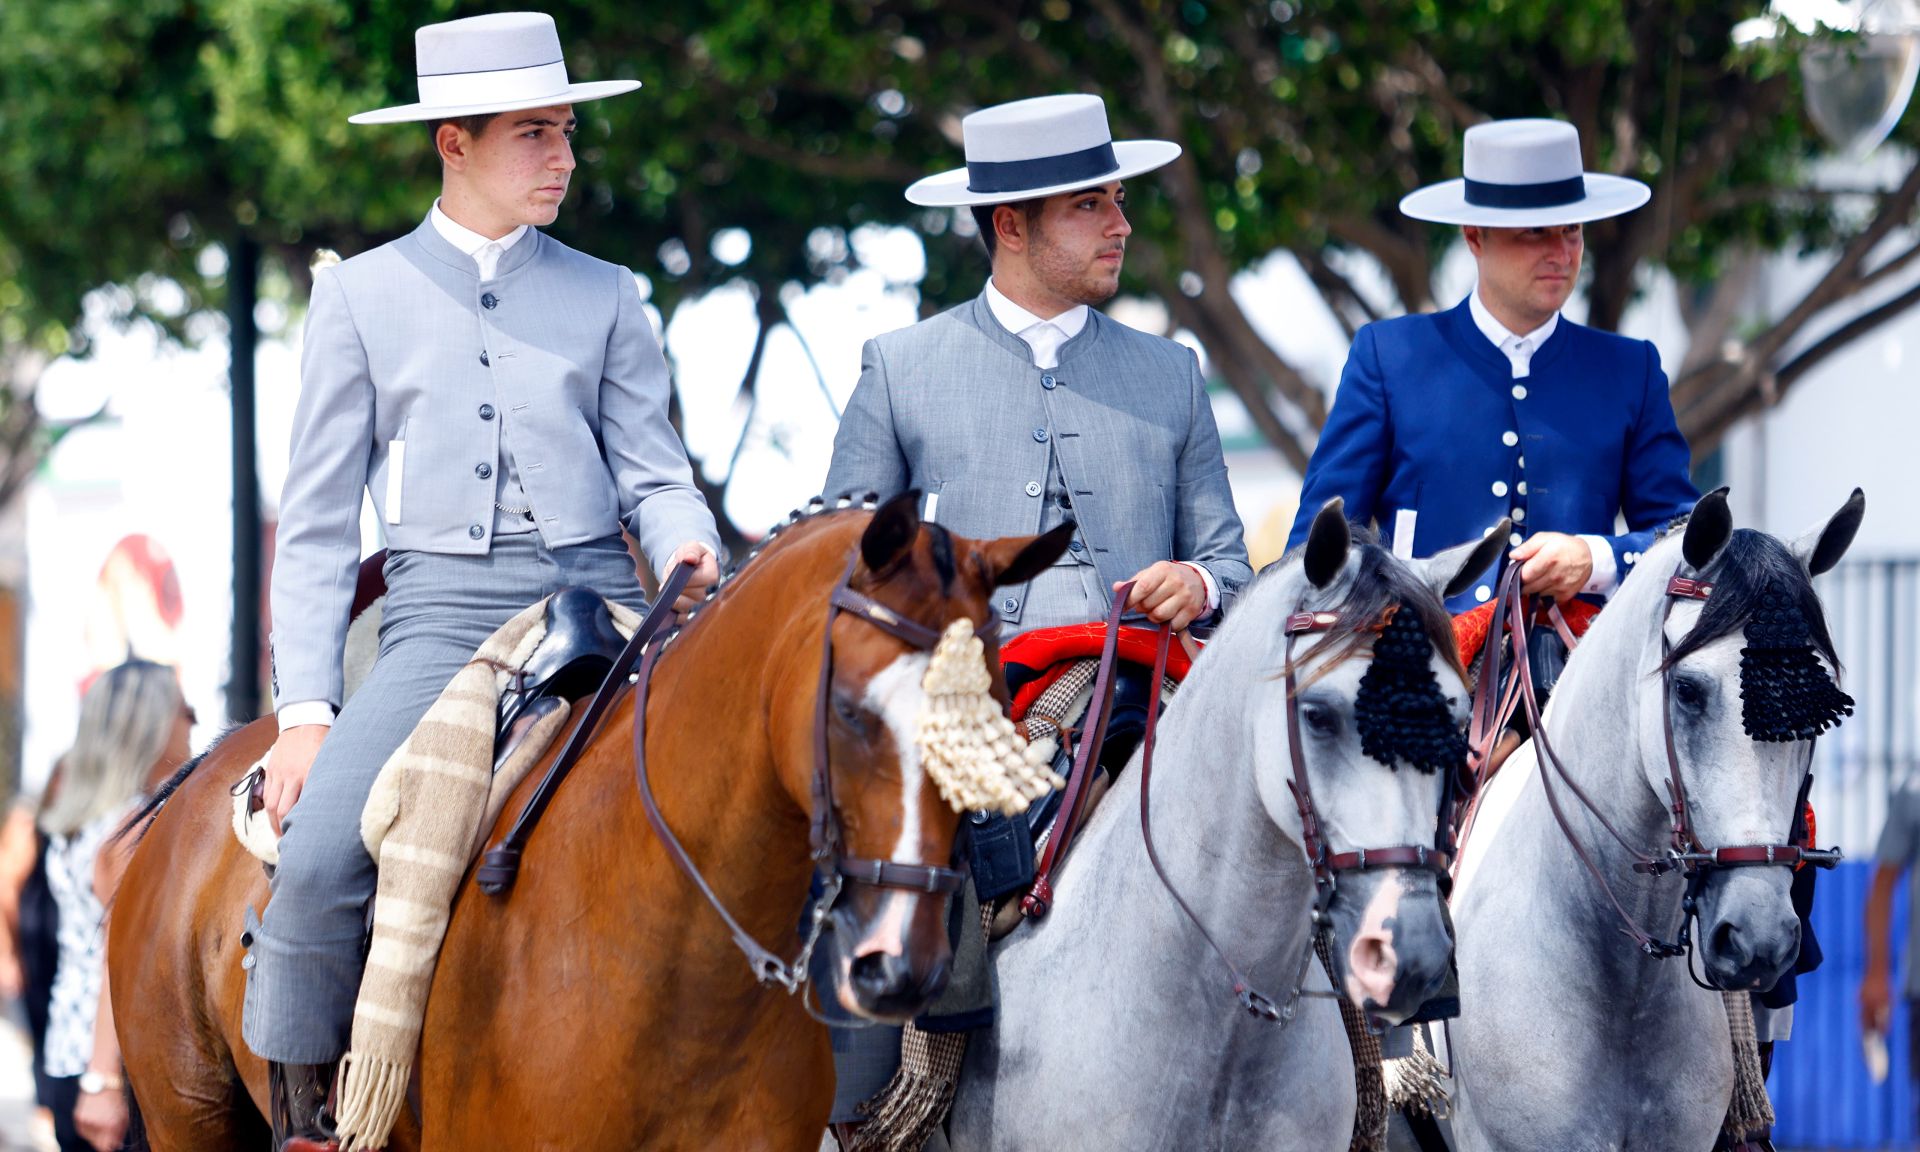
[1107,598,1457,1024]
[1471,563,1839,971]
[633,550,985,993]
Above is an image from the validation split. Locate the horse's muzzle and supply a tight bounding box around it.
[1333,870,1452,1025]
[1696,869,1801,992]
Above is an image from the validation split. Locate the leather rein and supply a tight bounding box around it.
[1024,587,1454,1025]
[632,551,983,993]
[1463,564,1838,969]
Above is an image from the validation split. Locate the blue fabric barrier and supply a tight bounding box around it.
[1771,859,1913,1148]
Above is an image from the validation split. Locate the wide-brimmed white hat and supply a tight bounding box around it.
[1399,119,1650,227]
[905,94,1181,208]
[349,12,639,125]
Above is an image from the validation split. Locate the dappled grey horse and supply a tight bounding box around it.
[949,500,1505,1150]
[1447,487,1863,1152]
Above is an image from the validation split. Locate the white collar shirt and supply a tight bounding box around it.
[1469,287,1559,380]
[430,199,528,282]
[985,278,1088,370]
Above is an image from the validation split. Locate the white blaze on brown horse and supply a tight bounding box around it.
[108,493,1070,1151]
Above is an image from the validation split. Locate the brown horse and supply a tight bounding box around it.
[110,493,1070,1151]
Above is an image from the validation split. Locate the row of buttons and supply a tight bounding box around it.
[470,291,504,539]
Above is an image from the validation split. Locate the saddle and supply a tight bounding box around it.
[244,587,632,827]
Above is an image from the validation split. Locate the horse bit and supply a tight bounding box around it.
[633,550,985,996]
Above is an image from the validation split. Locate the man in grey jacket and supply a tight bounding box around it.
[245,15,719,1148]
[821,93,1250,1141]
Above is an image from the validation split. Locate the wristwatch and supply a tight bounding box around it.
[77,1069,123,1095]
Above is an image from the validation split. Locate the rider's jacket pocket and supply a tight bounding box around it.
[385,426,407,525]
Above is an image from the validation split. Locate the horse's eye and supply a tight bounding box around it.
[1673,676,1709,714]
[832,694,866,731]
[1302,702,1340,736]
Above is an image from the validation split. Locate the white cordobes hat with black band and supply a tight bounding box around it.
[349,11,640,125]
[1399,119,1650,227]
[905,94,1181,207]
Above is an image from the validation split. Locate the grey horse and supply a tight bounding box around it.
[1445,487,1864,1152]
[948,500,1506,1150]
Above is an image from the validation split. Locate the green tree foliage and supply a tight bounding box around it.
[0,0,1914,505]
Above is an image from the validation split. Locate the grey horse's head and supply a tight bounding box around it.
[1635,488,1862,991]
[1249,500,1506,1024]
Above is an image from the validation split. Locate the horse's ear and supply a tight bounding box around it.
[980,522,1075,589]
[1411,520,1511,602]
[860,490,923,573]
[1789,487,1864,576]
[1682,487,1733,572]
[1303,498,1350,589]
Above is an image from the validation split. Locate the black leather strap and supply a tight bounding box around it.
[476,563,695,895]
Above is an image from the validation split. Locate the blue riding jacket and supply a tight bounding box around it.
[1286,298,1699,611]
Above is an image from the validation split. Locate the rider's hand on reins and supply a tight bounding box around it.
[665,542,719,613]
[1116,561,1208,631]
[263,724,328,836]
[1510,531,1593,602]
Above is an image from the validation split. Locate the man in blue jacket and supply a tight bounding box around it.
[1287,119,1698,610]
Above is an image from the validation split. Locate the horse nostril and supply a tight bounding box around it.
[850,950,910,996]
[1711,920,1748,966]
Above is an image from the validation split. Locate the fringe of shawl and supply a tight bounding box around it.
[1317,930,1387,1152]
[1723,991,1776,1142]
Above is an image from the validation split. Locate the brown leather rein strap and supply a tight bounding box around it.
[476,562,695,895]
[1128,600,1454,1024]
[1021,582,1136,921]
[633,549,976,993]
[1489,565,1837,963]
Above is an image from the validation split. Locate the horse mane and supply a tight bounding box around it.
[1661,529,1841,671]
[664,492,881,646]
[114,724,243,847]
[1285,526,1465,689]
[1660,527,1853,741]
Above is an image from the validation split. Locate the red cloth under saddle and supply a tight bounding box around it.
[1450,597,1600,667]
[1001,623,1196,722]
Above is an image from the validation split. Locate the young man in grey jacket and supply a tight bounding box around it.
[821,92,1250,1142]
[244,14,719,1148]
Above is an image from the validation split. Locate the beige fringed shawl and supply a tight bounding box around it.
[229,595,639,1151]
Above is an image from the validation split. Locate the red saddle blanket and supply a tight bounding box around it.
[1450,597,1600,667]
[1000,623,1197,722]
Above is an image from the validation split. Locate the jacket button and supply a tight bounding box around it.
[1068,539,1084,553]
[478,404,495,421]
[1001,596,1020,614]
[475,462,493,480]
[481,292,498,309]
[1024,481,1042,497]
[468,524,485,540]
[480,351,490,366]
[1032,428,1049,443]
[1040,373,1057,390]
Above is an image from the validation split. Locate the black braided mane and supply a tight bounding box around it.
[1288,527,1467,775]
[1661,528,1853,742]
[1354,602,1470,773]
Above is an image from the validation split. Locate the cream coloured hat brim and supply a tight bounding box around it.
[905,140,1181,207]
[349,79,641,125]
[1399,173,1651,227]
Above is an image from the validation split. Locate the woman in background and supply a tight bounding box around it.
[40,659,191,1151]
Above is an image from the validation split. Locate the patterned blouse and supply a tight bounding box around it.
[42,800,137,1079]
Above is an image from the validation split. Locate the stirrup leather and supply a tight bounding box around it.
[269,1060,340,1152]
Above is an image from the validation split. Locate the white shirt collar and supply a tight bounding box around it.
[985,278,1088,369]
[430,199,527,279]
[1469,287,1559,380]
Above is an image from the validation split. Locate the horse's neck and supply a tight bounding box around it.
[637,583,818,947]
[1499,617,1691,987]
[1043,668,1317,1000]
